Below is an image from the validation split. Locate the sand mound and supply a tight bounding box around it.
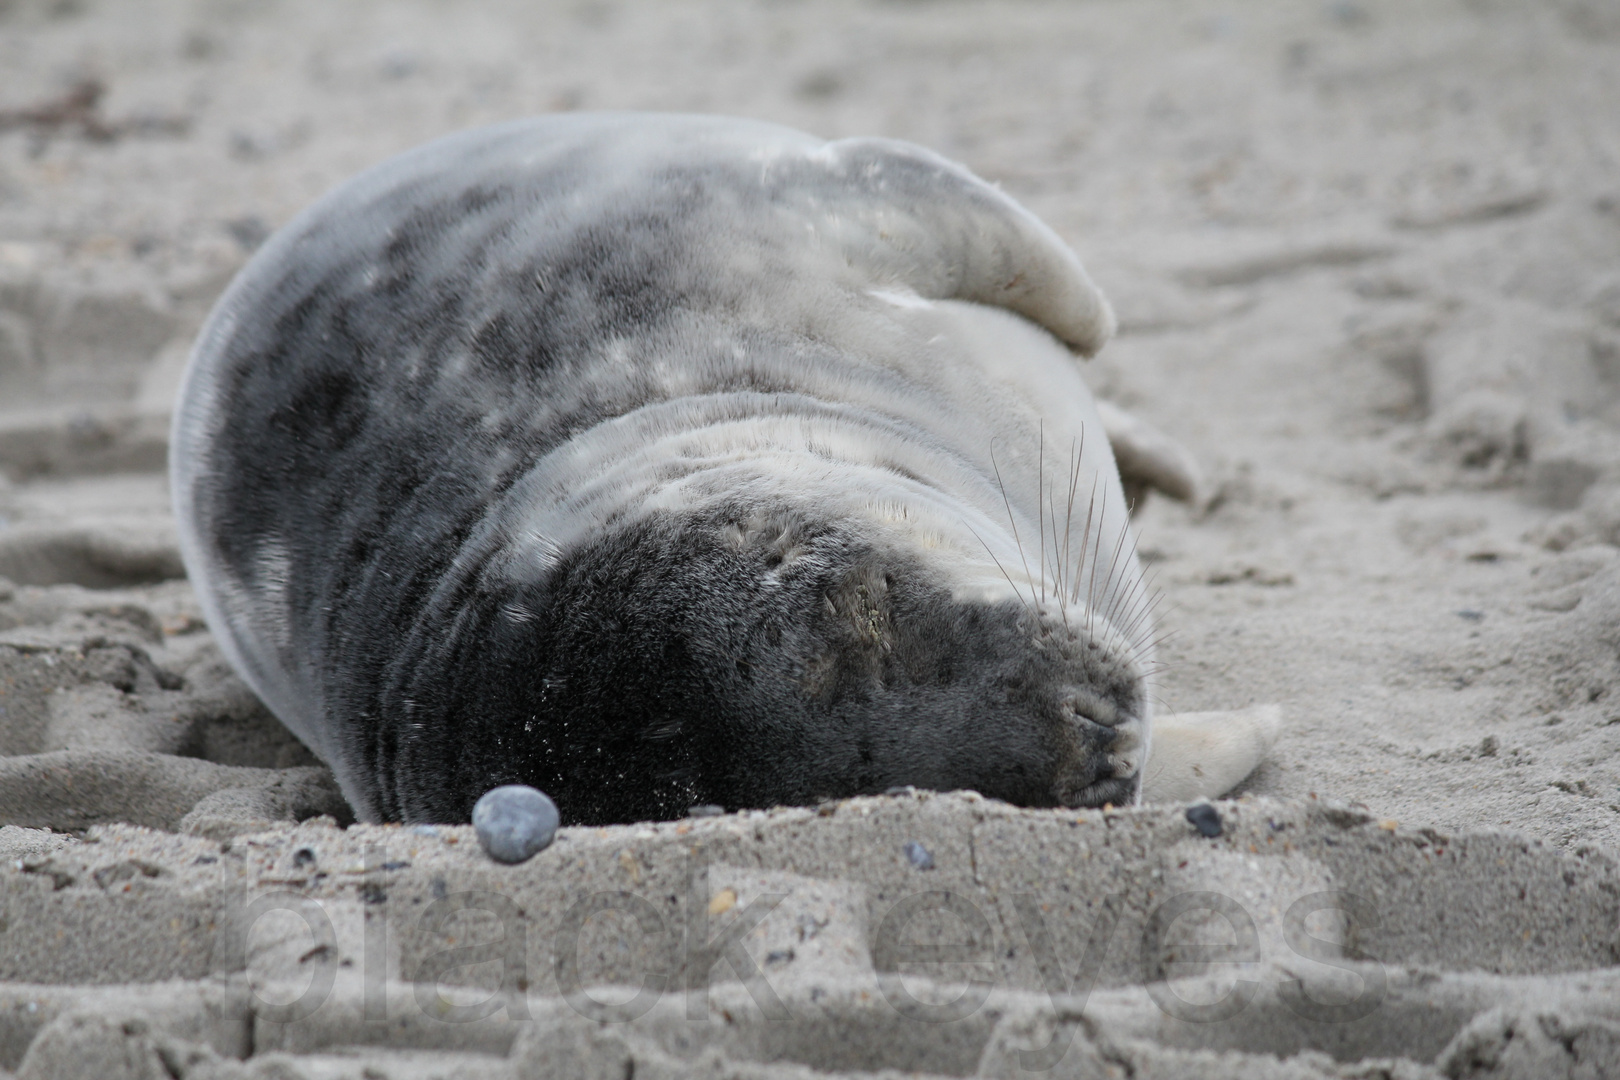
[2,787,1618,1078]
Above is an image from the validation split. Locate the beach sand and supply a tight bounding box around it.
[2,0,1619,1075]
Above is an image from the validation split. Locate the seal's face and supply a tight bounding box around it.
[416,502,1146,825]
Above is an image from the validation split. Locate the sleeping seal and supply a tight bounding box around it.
[172,113,1262,825]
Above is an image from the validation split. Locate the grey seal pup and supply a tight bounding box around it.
[173,113,1257,825]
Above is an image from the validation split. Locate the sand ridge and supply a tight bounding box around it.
[3,0,1620,1075]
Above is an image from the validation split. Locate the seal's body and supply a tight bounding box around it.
[172,114,1156,825]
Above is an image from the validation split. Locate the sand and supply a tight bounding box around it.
[2,0,1620,1076]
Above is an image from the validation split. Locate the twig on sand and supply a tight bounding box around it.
[0,78,189,143]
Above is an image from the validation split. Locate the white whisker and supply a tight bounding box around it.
[990,439,1038,611]
[968,524,1031,616]
[1037,422,1046,607]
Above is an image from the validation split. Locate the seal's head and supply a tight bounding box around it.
[388,492,1151,825]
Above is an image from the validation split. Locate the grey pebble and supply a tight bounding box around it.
[687,804,725,818]
[473,785,560,864]
[1186,802,1223,838]
[903,840,934,870]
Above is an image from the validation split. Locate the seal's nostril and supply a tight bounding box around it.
[1063,689,1120,728]
[1058,771,1139,809]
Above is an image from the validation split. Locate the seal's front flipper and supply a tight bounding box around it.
[1096,399,1206,514]
[1140,704,1282,803]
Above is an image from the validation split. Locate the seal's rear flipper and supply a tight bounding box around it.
[1096,399,1206,513]
[1139,704,1282,803]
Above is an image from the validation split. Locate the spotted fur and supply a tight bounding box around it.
[172,114,1151,824]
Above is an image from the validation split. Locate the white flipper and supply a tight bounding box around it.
[1140,704,1283,803]
[1096,398,1206,510]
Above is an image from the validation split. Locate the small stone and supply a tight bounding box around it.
[903,840,934,870]
[1186,802,1223,838]
[687,804,725,817]
[473,785,560,864]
